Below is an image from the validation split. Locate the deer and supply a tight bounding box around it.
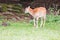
[25,6,47,28]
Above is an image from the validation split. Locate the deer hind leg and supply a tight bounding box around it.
[43,16,46,27]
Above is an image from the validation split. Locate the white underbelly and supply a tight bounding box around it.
[34,13,44,18]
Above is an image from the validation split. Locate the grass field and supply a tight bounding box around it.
[0,15,60,40]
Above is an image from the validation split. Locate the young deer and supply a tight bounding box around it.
[25,6,46,28]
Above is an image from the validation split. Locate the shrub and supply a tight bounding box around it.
[46,14,60,22]
[12,4,23,13]
[1,4,8,12]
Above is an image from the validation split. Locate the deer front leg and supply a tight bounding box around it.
[36,18,39,28]
[40,17,43,27]
[33,18,36,27]
[43,17,46,27]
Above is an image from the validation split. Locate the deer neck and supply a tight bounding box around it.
[28,8,34,16]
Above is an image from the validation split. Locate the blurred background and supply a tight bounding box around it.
[0,0,60,40]
[0,0,60,26]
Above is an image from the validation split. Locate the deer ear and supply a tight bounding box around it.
[28,6,30,8]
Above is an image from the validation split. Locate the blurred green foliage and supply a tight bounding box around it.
[0,3,23,13]
[12,4,23,13]
[46,14,60,22]
[1,4,8,12]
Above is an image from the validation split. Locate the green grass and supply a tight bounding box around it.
[0,15,60,40]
